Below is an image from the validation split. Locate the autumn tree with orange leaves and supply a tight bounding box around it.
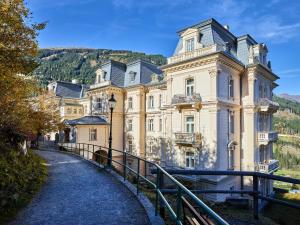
[0,0,61,153]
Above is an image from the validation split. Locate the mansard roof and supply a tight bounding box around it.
[177,18,237,40]
[65,116,108,126]
[54,81,87,98]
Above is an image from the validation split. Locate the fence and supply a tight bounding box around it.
[57,142,228,225]
[152,169,300,220]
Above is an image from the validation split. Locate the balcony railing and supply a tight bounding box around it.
[174,132,202,146]
[258,98,279,113]
[90,81,111,89]
[257,159,279,173]
[172,94,202,112]
[167,44,222,64]
[257,131,278,146]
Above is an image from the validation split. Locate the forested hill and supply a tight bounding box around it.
[33,48,167,86]
[273,95,300,135]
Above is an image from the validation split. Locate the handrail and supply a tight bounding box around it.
[152,168,300,219]
[57,142,229,225]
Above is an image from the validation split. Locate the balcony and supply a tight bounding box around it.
[167,44,222,64]
[174,132,202,147]
[258,98,279,113]
[257,131,278,146]
[257,159,279,173]
[172,93,202,112]
[90,81,111,89]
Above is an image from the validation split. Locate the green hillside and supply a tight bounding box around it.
[32,48,167,86]
[273,95,300,177]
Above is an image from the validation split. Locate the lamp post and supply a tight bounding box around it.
[107,93,116,168]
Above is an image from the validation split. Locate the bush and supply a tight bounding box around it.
[0,149,47,224]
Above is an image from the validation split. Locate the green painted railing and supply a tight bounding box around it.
[57,142,229,225]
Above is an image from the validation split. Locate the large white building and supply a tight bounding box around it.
[47,18,280,201]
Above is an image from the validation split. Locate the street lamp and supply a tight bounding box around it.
[107,93,116,168]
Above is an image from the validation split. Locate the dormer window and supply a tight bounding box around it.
[102,71,107,81]
[185,38,194,52]
[129,71,136,82]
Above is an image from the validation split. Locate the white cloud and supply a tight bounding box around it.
[277,69,300,78]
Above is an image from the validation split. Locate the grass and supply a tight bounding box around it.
[274,169,300,190]
[263,193,300,225]
[0,149,48,224]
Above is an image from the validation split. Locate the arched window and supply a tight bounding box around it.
[228,141,237,170]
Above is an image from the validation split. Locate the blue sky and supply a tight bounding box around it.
[27,0,300,95]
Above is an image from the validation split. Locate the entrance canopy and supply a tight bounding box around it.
[64,116,109,126]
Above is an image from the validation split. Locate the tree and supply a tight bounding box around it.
[0,0,59,153]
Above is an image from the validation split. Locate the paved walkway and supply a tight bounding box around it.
[9,150,150,225]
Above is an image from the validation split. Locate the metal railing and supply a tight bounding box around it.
[152,169,300,220]
[57,142,228,225]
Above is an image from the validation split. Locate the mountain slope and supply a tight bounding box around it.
[279,93,300,103]
[32,48,167,86]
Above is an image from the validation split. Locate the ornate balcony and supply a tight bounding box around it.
[258,98,279,113]
[167,44,222,64]
[257,131,278,146]
[172,93,202,112]
[257,159,279,173]
[174,132,202,147]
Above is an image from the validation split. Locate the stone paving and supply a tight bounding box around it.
[8,150,150,225]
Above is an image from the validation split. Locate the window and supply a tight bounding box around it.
[79,109,83,114]
[229,77,234,99]
[73,108,77,114]
[159,94,162,107]
[259,113,268,131]
[89,128,97,141]
[185,38,194,52]
[96,98,102,109]
[102,71,107,81]
[129,71,137,82]
[159,118,162,132]
[228,143,235,170]
[148,119,154,131]
[128,139,133,153]
[259,84,263,98]
[128,119,133,131]
[148,96,154,109]
[67,108,72,114]
[149,140,154,153]
[186,116,194,133]
[229,110,234,134]
[185,152,195,168]
[186,78,194,96]
[128,97,133,109]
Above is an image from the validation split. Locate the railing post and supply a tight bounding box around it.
[137,158,140,195]
[176,186,182,223]
[93,145,95,161]
[155,167,160,216]
[241,175,244,197]
[144,159,147,178]
[159,171,165,219]
[123,153,127,181]
[253,175,259,220]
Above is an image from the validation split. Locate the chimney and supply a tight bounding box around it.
[72,79,78,84]
[223,24,230,31]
